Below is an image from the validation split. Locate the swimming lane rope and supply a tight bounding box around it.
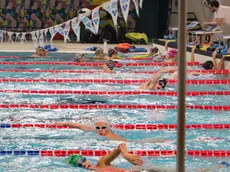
[0,104,229,111]
[0,61,199,67]
[1,123,229,130]
[0,56,153,61]
[0,69,228,75]
[0,150,229,157]
[0,78,229,84]
[1,90,230,96]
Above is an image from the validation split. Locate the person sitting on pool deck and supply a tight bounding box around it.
[55,117,168,143]
[66,143,143,171]
[139,72,167,91]
[32,46,48,57]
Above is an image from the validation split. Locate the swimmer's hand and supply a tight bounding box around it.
[123,153,144,166]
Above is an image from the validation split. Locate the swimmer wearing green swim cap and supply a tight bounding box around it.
[66,143,143,171]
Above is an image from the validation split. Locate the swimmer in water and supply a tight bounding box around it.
[160,46,228,79]
[139,72,167,91]
[32,46,48,57]
[55,117,168,143]
[66,143,143,171]
[74,53,87,62]
[74,53,121,73]
[93,48,121,60]
[66,142,230,172]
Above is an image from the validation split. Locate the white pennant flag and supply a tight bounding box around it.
[63,21,71,43]
[56,25,64,36]
[120,0,130,23]
[72,18,81,42]
[0,30,4,43]
[139,0,143,9]
[31,31,38,48]
[132,0,139,16]
[15,33,20,41]
[43,29,49,42]
[49,27,58,42]
[39,30,44,47]
[110,0,119,26]
[102,1,112,14]
[20,33,27,44]
[7,32,14,43]
[92,7,100,34]
[81,16,96,34]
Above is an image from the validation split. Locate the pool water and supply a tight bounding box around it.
[0,52,229,172]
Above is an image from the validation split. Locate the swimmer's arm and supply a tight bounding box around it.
[54,122,93,131]
[119,143,144,166]
[103,64,114,73]
[165,41,170,51]
[212,48,219,69]
[96,145,121,167]
[160,67,177,73]
[198,164,226,172]
[139,72,162,89]
[148,72,163,84]
[190,46,196,63]
[93,56,105,60]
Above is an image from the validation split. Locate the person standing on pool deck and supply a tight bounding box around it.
[55,117,168,143]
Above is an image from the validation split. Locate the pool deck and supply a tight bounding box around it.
[0,41,149,52]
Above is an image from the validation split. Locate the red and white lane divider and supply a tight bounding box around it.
[0,61,200,66]
[0,104,230,111]
[0,69,228,75]
[1,123,229,130]
[1,89,230,96]
[0,56,154,61]
[1,150,230,157]
[0,78,229,84]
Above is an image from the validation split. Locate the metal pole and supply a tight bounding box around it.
[176,0,187,171]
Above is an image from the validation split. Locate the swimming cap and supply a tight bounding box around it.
[150,47,159,54]
[108,48,117,57]
[219,161,230,167]
[36,46,46,51]
[167,49,178,58]
[94,117,110,126]
[95,48,103,55]
[67,154,83,166]
[75,53,85,62]
[202,61,213,70]
[158,78,167,88]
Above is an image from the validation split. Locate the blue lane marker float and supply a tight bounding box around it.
[0,124,11,128]
[14,151,26,155]
[27,151,40,156]
[0,151,12,155]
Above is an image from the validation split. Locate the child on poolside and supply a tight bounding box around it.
[32,46,48,57]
